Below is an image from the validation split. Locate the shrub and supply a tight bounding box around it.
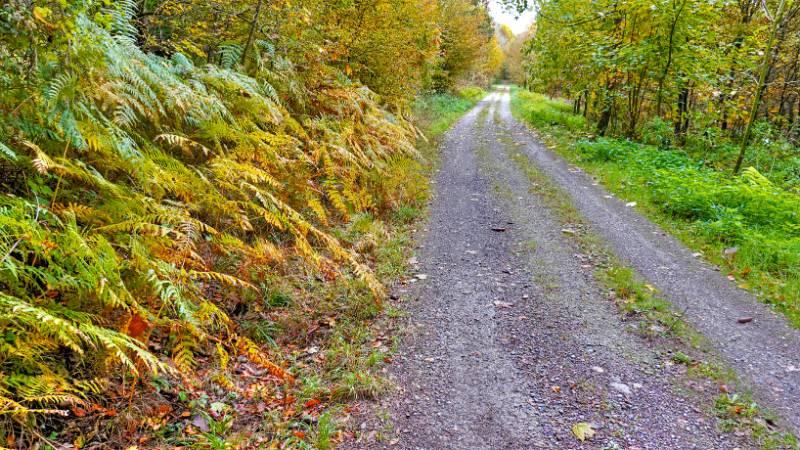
[457,86,488,103]
[641,116,673,149]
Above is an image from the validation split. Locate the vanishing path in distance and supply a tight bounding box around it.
[346,88,800,449]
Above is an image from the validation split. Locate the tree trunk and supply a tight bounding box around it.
[597,102,613,136]
[596,80,615,136]
[674,84,689,144]
[733,0,787,174]
[584,90,591,118]
[241,0,264,66]
[656,0,687,115]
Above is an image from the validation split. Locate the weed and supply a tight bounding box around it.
[311,413,336,450]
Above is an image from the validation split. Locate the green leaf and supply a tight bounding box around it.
[0,141,16,161]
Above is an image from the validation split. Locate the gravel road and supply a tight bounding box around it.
[342,88,799,449]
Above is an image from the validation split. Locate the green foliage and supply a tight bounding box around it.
[511,90,586,132]
[524,0,800,172]
[715,393,799,449]
[641,117,674,149]
[457,86,489,103]
[413,89,487,137]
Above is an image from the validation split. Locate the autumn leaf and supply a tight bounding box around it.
[571,422,596,441]
[125,314,149,340]
[32,6,52,24]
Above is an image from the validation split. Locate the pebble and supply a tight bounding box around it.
[610,382,632,395]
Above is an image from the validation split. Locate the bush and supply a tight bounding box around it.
[0,2,416,426]
[574,138,633,163]
[457,86,488,103]
[641,116,673,149]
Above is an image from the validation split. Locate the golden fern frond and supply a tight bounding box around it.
[172,332,197,372]
[155,133,211,156]
[236,336,293,382]
[0,394,68,417]
[97,220,170,237]
[185,270,256,291]
[307,196,329,225]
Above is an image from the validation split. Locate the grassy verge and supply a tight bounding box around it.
[413,87,487,138]
[273,88,486,448]
[510,87,800,328]
[497,130,797,448]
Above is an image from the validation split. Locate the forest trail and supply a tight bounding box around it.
[348,88,800,449]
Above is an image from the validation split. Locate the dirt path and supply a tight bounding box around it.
[345,89,800,449]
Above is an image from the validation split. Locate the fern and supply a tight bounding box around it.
[0,141,16,161]
[0,0,420,439]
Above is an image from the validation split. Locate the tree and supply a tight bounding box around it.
[734,0,797,173]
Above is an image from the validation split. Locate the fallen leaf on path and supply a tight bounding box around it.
[737,316,753,324]
[493,300,514,308]
[551,385,561,393]
[571,422,596,441]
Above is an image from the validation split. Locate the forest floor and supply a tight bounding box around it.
[341,87,800,449]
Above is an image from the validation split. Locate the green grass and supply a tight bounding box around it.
[413,87,487,138]
[510,87,800,328]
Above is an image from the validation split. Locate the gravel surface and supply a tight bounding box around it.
[339,89,793,449]
[493,88,800,433]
